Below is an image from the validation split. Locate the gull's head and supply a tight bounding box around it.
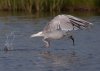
[30,31,43,38]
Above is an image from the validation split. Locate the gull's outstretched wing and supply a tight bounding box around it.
[43,15,93,32]
[67,15,93,29]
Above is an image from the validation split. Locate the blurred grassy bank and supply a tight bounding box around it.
[0,0,100,13]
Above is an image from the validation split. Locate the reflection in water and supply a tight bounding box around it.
[38,50,79,70]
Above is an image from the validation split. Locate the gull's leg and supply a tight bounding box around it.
[42,38,50,47]
[69,35,75,46]
[4,46,9,51]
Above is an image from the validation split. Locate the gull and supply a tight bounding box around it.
[30,14,93,47]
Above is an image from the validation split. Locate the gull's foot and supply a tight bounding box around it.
[41,45,49,48]
[69,36,75,46]
[42,44,50,48]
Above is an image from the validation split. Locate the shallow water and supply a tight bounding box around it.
[0,12,100,71]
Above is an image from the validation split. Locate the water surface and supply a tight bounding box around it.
[0,12,100,71]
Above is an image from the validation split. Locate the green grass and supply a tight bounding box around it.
[0,0,99,13]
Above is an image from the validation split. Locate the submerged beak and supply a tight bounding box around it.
[30,31,43,38]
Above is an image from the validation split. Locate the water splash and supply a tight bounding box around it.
[4,31,15,51]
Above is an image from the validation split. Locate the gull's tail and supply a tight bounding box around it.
[30,31,43,38]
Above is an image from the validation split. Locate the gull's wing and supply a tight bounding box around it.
[43,15,93,32]
[67,15,93,29]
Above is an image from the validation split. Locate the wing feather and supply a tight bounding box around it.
[43,15,93,33]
